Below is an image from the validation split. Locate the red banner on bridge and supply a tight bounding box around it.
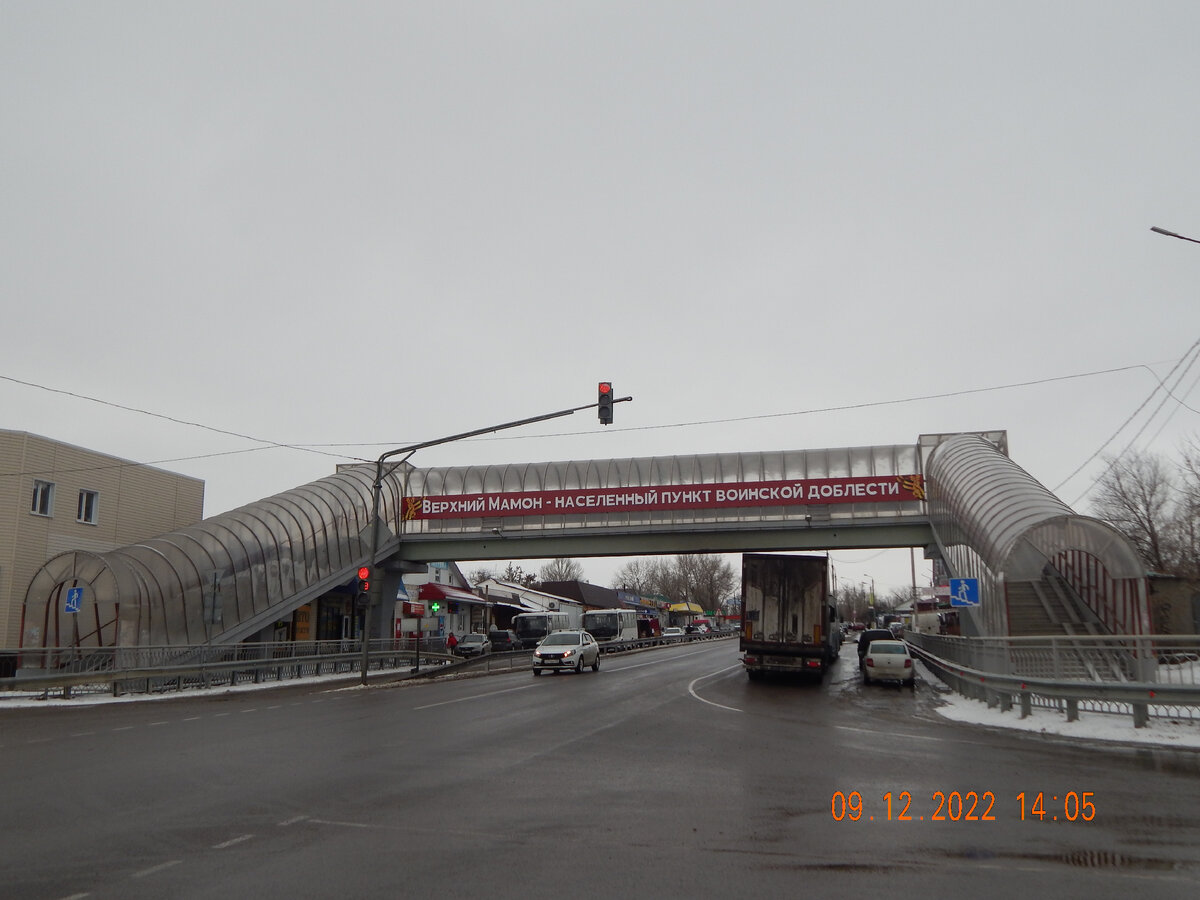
[402,474,924,520]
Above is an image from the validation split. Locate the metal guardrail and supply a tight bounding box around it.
[0,631,736,701]
[0,639,456,700]
[449,629,734,673]
[905,632,1200,727]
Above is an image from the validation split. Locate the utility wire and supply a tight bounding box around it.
[1058,338,1200,505]
[0,373,369,465]
[1,358,1193,482]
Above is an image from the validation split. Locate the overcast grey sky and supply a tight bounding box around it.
[3,2,1198,596]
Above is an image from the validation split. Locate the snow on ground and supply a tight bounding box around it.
[923,663,1200,750]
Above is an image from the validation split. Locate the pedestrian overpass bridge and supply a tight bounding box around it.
[20,431,1150,656]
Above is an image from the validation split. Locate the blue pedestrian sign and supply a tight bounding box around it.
[65,587,84,613]
[949,578,980,607]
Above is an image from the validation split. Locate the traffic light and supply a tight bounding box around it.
[357,566,370,594]
[598,381,614,425]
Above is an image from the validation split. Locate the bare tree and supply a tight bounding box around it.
[678,553,739,611]
[610,554,737,609]
[836,584,871,624]
[1176,440,1200,579]
[609,558,665,594]
[539,558,584,582]
[500,562,538,587]
[1091,452,1179,573]
[467,565,497,585]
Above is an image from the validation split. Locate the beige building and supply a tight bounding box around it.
[0,430,204,649]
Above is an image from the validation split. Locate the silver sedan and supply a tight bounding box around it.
[531,630,601,675]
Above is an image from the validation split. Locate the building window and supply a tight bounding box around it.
[31,480,54,516]
[77,490,99,525]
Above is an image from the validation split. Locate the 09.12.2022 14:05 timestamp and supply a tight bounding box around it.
[831,790,1097,823]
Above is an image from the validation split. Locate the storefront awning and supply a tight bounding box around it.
[418,583,489,605]
[668,602,704,614]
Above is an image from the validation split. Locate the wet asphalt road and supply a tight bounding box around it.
[2,638,1198,899]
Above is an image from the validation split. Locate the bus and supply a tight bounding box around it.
[583,608,639,643]
[512,611,570,649]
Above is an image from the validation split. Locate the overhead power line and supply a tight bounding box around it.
[2,358,1195,482]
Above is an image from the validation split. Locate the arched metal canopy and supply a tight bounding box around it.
[20,434,1150,651]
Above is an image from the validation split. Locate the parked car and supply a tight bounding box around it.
[857,629,897,667]
[662,627,685,638]
[456,633,490,658]
[531,630,601,675]
[862,639,915,687]
[489,630,522,652]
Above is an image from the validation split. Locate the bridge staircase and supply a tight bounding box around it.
[1005,568,1136,682]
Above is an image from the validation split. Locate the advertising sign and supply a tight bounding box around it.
[404,474,924,521]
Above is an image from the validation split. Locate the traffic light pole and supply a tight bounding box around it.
[359,394,632,683]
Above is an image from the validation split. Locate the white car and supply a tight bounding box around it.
[455,633,490,658]
[662,627,685,638]
[531,631,601,675]
[862,639,915,687]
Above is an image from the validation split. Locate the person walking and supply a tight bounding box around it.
[446,631,459,654]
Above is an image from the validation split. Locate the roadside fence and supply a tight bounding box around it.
[905,632,1200,727]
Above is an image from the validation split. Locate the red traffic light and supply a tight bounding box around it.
[357,566,370,580]
[598,382,614,425]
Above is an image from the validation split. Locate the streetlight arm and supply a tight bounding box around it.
[1151,225,1200,244]
[359,394,632,683]
[375,395,633,466]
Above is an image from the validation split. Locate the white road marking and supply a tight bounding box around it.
[307,818,371,829]
[833,724,943,743]
[687,664,745,712]
[131,860,182,878]
[212,834,254,849]
[414,683,538,710]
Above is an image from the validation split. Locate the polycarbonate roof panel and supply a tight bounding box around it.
[397,445,925,535]
[924,433,1144,581]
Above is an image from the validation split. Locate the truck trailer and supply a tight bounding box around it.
[740,553,841,680]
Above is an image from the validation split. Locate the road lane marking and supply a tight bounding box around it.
[414,683,538,710]
[131,860,182,878]
[307,818,372,829]
[278,815,308,826]
[609,646,718,672]
[212,834,254,849]
[687,664,745,712]
[833,724,943,743]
